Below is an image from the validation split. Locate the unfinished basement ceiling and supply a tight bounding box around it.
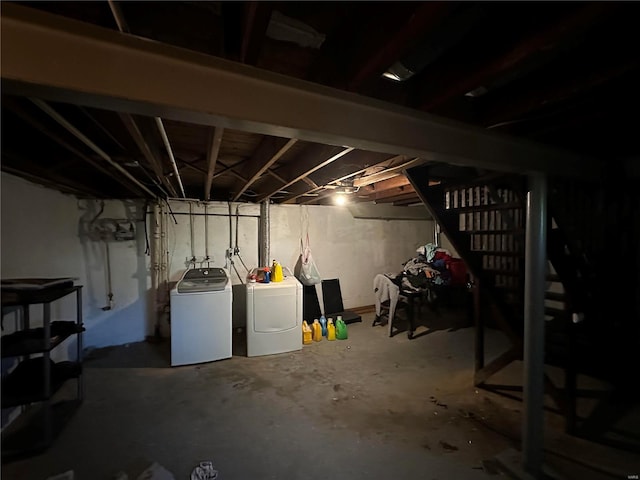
[2,1,639,203]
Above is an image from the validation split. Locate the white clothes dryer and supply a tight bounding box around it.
[246,275,302,357]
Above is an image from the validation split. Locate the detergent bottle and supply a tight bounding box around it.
[272,260,284,282]
[336,315,348,340]
[319,314,328,337]
[312,319,323,342]
[327,318,336,341]
[302,321,313,345]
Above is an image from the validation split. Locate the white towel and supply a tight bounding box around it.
[373,274,400,324]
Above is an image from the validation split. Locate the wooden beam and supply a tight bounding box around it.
[418,3,613,111]
[204,126,224,200]
[373,184,415,202]
[256,145,354,201]
[483,59,639,129]
[119,113,177,197]
[375,191,419,204]
[0,3,602,178]
[232,137,297,201]
[353,157,422,187]
[3,97,147,197]
[347,2,451,91]
[2,152,105,197]
[241,2,273,65]
[280,154,408,204]
[369,175,411,193]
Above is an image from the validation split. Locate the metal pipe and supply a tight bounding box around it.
[30,98,156,198]
[188,201,196,267]
[522,172,548,478]
[147,211,260,218]
[155,117,186,198]
[259,201,270,268]
[204,203,209,263]
[151,202,161,335]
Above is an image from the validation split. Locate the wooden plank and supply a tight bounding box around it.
[474,346,521,386]
[0,3,602,178]
[232,137,297,201]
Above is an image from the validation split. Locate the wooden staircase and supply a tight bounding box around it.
[406,163,640,447]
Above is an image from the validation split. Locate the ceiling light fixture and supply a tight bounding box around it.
[334,193,347,206]
[381,62,415,82]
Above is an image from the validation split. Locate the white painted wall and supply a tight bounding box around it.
[269,204,433,309]
[1,173,150,353]
[1,173,434,349]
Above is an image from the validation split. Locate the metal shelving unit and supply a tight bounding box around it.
[1,282,84,462]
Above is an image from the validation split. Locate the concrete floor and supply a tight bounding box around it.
[3,310,636,479]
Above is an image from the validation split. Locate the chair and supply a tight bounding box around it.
[321,279,362,324]
[303,284,322,322]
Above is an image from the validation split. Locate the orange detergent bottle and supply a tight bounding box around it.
[302,320,313,345]
[327,318,336,341]
[312,319,323,342]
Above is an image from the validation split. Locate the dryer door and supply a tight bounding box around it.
[252,283,298,332]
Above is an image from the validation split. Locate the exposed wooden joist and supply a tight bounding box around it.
[373,184,416,202]
[353,157,422,187]
[483,59,639,129]
[281,154,412,204]
[2,97,140,194]
[204,126,224,201]
[232,137,297,201]
[119,113,176,197]
[2,151,105,198]
[417,3,612,111]
[176,158,208,176]
[347,2,451,92]
[256,145,354,201]
[241,2,273,65]
[368,175,411,193]
[0,4,602,178]
[375,191,419,204]
[32,98,155,197]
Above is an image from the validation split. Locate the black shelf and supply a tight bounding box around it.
[1,281,83,460]
[1,285,80,308]
[2,321,84,358]
[2,358,82,408]
[1,399,82,463]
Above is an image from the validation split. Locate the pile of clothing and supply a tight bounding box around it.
[398,243,459,292]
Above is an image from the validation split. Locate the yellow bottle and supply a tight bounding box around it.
[312,319,322,342]
[327,318,336,341]
[302,321,313,345]
[272,260,284,282]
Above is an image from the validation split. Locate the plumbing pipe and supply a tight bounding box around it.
[259,201,270,268]
[155,117,186,198]
[188,201,196,268]
[30,98,156,198]
[151,202,161,335]
[204,203,210,266]
[102,240,114,311]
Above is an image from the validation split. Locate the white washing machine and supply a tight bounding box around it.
[170,267,232,366]
[246,275,302,357]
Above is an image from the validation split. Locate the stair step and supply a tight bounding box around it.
[545,306,567,318]
[461,228,524,234]
[545,291,566,302]
[446,202,522,213]
[485,269,521,276]
[472,250,524,257]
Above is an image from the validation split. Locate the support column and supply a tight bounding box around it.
[259,201,270,268]
[523,173,547,478]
